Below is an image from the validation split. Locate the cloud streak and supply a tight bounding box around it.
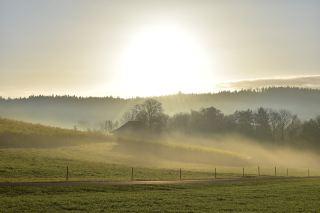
[218,75,320,90]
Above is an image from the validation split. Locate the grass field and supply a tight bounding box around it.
[0,145,253,182]
[1,178,320,212]
[0,143,316,183]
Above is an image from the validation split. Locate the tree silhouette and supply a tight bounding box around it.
[121,99,167,132]
[254,107,272,140]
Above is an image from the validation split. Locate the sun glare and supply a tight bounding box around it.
[114,24,217,97]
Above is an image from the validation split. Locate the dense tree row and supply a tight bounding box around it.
[1,87,320,128]
[122,99,320,149]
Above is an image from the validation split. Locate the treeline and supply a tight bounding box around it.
[1,87,320,129]
[1,87,320,102]
[119,99,320,149]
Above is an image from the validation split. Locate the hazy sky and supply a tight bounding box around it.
[1,0,320,97]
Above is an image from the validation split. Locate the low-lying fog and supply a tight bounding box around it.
[107,133,320,175]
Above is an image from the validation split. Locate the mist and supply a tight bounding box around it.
[58,134,320,176]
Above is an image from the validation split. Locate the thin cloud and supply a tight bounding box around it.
[218,75,320,90]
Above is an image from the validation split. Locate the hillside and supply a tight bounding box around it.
[0,118,260,182]
[0,87,320,128]
[0,117,319,183]
[0,118,108,148]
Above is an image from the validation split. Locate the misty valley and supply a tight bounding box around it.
[1,88,320,183]
[2,0,320,211]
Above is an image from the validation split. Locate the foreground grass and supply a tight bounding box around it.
[0,178,319,212]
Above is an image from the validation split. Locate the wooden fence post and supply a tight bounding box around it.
[214,168,217,179]
[131,167,134,181]
[258,166,260,176]
[242,168,245,177]
[274,166,277,177]
[179,168,182,181]
[66,165,69,181]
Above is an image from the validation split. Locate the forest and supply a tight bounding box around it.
[1,87,320,129]
[116,98,320,151]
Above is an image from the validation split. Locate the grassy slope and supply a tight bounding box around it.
[0,118,244,182]
[0,118,317,182]
[1,178,320,212]
[0,118,108,148]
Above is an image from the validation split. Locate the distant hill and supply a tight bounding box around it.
[0,87,319,128]
[0,118,108,148]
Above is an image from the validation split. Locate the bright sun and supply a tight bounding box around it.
[114,24,217,97]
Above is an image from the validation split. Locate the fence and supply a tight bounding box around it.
[61,165,317,182]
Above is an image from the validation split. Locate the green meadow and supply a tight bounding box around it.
[1,178,320,212]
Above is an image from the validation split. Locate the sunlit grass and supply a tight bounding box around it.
[0,143,317,183]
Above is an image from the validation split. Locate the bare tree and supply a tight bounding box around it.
[278,110,293,140]
[121,99,166,132]
[142,99,163,128]
[254,107,272,140]
[121,105,142,124]
[286,115,302,140]
[269,110,281,140]
[269,109,293,141]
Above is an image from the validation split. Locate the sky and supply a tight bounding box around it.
[1,0,320,97]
